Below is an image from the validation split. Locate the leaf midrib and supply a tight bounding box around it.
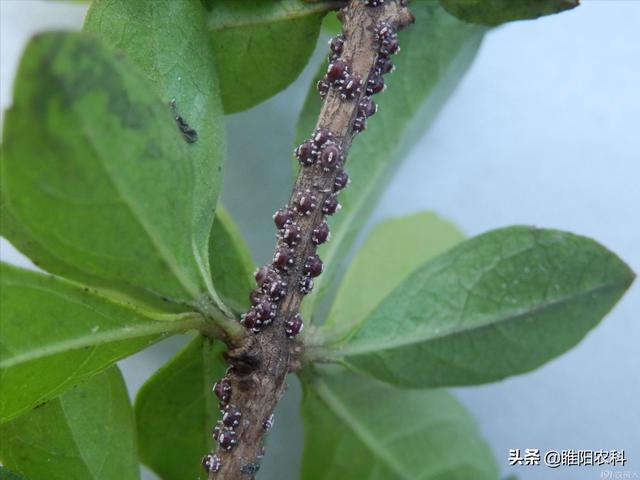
[0,315,203,369]
[312,378,414,480]
[339,280,625,357]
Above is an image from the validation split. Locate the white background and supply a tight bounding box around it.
[1,1,638,479]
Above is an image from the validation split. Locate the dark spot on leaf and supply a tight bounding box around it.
[175,115,198,144]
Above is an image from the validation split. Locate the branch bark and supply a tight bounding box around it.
[204,1,414,478]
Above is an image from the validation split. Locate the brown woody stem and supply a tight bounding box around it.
[207,1,413,478]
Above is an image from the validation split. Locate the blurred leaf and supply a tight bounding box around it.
[1,32,216,304]
[135,337,227,480]
[0,367,140,480]
[440,0,579,26]
[321,212,464,343]
[0,263,203,423]
[0,467,25,480]
[84,0,226,303]
[333,227,634,388]
[210,207,256,313]
[207,0,329,113]
[296,3,486,321]
[300,368,498,479]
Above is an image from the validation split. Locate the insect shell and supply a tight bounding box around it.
[312,221,331,245]
[319,142,344,172]
[312,128,334,148]
[267,280,287,301]
[333,170,350,192]
[376,56,395,75]
[380,36,400,56]
[329,35,345,55]
[280,222,302,246]
[273,207,294,230]
[273,247,295,271]
[339,74,362,100]
[222,405,242,428]
[295,141,317,166]
[303,254,324,278]
[294,190,318,216]
[285,314,304,338]
[359,96,377,117]
[322,195,341,215]
[213,378,231,405]
[353,115,367,134]
[317,77,330,98]
[217,427,237,450]
[202,454,221,473]
[241,309,262,333]
[366,75,385,95]
[254,300,277,322]
[327,59,349,84]
[299,276,314,294]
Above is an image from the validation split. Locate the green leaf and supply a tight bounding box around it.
[84,0,226,302]
[207,0,327,113]
[1,32,216,304]
[297,3,486,321]
[135,336,227,480]
[210,207,256,313]
[439,0,579,26]
[320,212,464,343]
[0,366,140,480]
[300,368,498,479]
[334,227,635,388]
[0,262,204,423]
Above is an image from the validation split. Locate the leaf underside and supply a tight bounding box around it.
[0,366,140,480]
[300,368,498,479]
[135,337,227,480]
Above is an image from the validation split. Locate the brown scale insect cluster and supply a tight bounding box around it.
[203,4,405,476]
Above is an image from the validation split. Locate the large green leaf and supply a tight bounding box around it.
[1,32,216,304]
[319,212,464,344]
[439,0,579,26]
[207,0,327,113]
[0,367,140,480]
[210,207,256,314]
[0,263,204,423]
[331,227,634,388]
[300,368,498,479]
[135,336,226,480]
[297,4,486,321]
[84,0,227,305]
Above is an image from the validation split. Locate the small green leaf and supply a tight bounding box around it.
[321,212,464,342]
[1,32,215,304]
[210,207,256,313]
[334,227,635,388]
[297,4,486,320]
[0,366,140,480]
[439,0,579,26]
[135,337,227,480]
[300,368,498,479]
[207,0,327,113]
[84,0,226,304]
[0,263,204,423]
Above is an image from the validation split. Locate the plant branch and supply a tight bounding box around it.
[204,1,414,478]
